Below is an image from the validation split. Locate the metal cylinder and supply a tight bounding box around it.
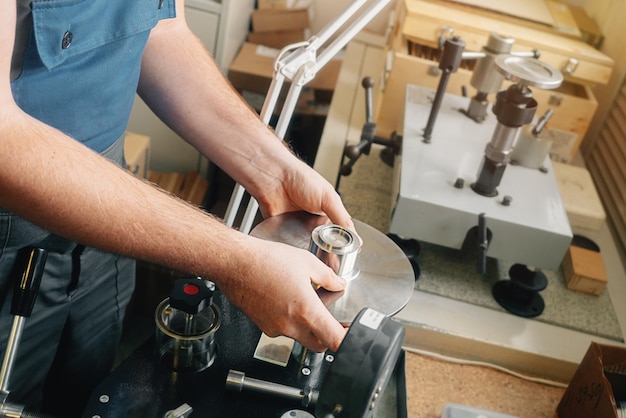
[225,370,316,407]
[470,33,514,94]
[309,224,360,279]
[484,123,520,164]
[510,127,553,169]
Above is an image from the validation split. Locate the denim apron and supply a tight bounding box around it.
[2,0,175,415]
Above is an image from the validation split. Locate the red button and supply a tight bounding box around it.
[183,284,199,295]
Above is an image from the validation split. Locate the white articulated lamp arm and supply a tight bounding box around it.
[224,0,393,233]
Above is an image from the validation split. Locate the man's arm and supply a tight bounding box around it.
[0,3,346,352]
[137,2,355,228]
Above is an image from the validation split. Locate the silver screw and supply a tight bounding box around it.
[325,354,335,363]
[301,367,311,376]
[99,395,110,404]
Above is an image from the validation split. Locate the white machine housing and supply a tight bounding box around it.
[389,84,572,270]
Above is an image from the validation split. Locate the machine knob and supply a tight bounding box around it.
[169,278,214,314]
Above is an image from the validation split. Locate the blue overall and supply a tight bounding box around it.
[3,0,175,415]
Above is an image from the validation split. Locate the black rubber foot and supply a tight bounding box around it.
[387,233,420,259]
[492,264,547,318]
[387,233,421,281]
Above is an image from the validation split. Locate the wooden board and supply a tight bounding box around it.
[401,0,613,85]
[448,0,556,26]
[147,171,208,207]
[546,0,581,37]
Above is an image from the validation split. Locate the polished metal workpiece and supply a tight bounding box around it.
[309,224,360,278]
[466,33,514,122]
[251,212,415,325]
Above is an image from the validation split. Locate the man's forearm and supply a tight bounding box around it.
[0,109,257,279]
[137,14,295,201]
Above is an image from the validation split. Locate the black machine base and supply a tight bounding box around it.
[83,291,408,418]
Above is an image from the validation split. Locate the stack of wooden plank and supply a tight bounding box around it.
[147,170,208,207]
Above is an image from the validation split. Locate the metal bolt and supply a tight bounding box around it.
[502,196,513,206]
[99,395,110,404]
[325,354,335,363]
[454,178,464,189]
[301,367,311,376]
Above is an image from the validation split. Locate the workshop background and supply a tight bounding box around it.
[120,1,626,417]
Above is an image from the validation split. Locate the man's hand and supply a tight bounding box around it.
[217,237,348,353]
[254,158,356,234]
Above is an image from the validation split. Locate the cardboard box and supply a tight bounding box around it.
[557,342,626,418]
[124,131,150,179]
[228,43,342,102]
[561,244,607,296]
[247,29,308,49]
[257,0,296,9]
[251,0,313,32]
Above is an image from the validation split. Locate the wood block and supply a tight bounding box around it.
[157,172,185,197]
[147,170,161,184]
[179,171,209,207]
[561,245,607,296]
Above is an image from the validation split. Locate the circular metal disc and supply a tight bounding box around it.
[495,55,563,89]
[250,212,415,325]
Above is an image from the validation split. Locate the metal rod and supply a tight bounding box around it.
[478,213,488,275]
[226,370,308,404]
[224,72,286,229]
[422,69,451,143]
[461,51,486,60]
[315,0,392,70]
[309,0,370,50]
[238,70,307,234]
[0,317,25,392]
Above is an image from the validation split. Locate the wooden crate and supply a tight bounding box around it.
[399,0,613,86]
[375,0,601,162]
